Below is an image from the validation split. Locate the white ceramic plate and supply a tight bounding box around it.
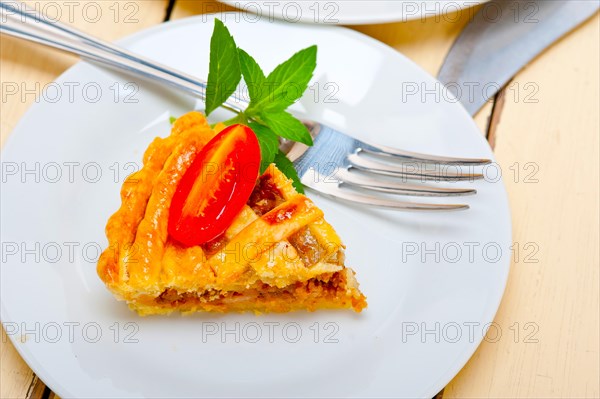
[218,0,488,24]
[1,15,510,398]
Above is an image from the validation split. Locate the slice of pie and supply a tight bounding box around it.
[97,112,366,315]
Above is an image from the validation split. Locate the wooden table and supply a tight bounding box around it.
[1,1,598,398]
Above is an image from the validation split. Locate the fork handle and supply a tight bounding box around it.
[0,2,248,114]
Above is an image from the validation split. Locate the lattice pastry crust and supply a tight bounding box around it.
[97,112,366,315]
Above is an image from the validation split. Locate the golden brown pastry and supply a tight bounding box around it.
[97,112,366,315]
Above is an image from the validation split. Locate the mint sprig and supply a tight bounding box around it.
[205,19,241,116]
[204,19,315,193]
[238,49,266,102]
[246,46,317,115]
[257,110,312,146]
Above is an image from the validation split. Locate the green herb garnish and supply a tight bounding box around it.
[205,19,242,117]
[204,19,316,193]
[273,150,305,193]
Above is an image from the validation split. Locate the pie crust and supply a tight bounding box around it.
[97,112,367,315]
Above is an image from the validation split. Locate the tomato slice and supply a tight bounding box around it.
[168,124,261,247]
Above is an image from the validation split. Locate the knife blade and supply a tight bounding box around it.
[438,0,599,116]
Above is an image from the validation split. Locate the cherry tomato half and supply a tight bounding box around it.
[168,124,261,247]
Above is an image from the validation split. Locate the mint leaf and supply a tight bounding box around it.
[205,19,241,116]
[239,49,266,103]
[274,150,304,194]
[248,122,278,173]
[246,46,317,114]
[203,24,315,191]
[259,111,313,146]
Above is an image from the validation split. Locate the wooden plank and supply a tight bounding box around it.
[26,376,48,399]
[0,2,168,397]
[445,13,600,399]
[171,0,236,19]
[1,328,35,399]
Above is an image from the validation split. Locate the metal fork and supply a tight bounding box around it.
[0,2,491,211]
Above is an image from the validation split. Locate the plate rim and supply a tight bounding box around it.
[1,13,512,398]
[216,0,490,24]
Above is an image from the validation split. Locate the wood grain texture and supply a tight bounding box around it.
[26,376,48,399]
[1,1,598,398]
[0,2,167,398]
[1,328,35,399]
[170,0,235,19]
[444,12,600,399]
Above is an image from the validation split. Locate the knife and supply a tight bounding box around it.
[438,0,599,116]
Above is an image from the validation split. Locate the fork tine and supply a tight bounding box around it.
[347,154,484,181]
[360,142,492,166]
[304,179,469,211]
[336,170,477,197]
